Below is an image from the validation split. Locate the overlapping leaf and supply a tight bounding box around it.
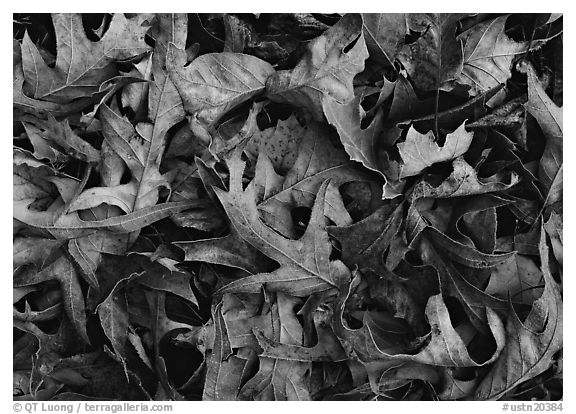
[13,13,562,402]
[475,226,563,399]
[398,13,466,92]
[167,46,274,126]
[266,13,368,119]
[213,153,347,296]
[457,15,529,96]
[397,122,474,178]
[20,13,152,103]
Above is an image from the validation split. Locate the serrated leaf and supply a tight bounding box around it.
[238,293,311,401]
[254,301,347,362]
[41,115,100,163]
[13,237,64,269]
[266,13,368,120]
[67,205,130,288]
[174,158,273,275]
[544,211,562,267]
[438,368,479,400]
[13,60,90,117]
[420,226,515,269]
[415,233,510,332]
[12,12,564,402]
[150,14,188,67]
[384,72,430,125]
[398,122,474,178]
[21,122,64,162]
[13,155,57,211]
[136,265,198,307]
[238,354,310,401]
[460,207,497,254]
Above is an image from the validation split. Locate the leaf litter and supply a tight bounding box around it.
[13,13,562,401]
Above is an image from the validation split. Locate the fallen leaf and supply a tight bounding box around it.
[398,122,474,178]
[167,45,274,126]
[21,14,152,102]
[255,122,365,238]
[328,203,404,275]
[333,271,506,366]
[457,15,529,96]
[362,13,408,67]
[408,157,519,202]
[203,303,257,400]
[214,154,343,296]
[475,224,563,400]
[398,13,466,92]
[12,13,562,401]
[266,13,368,120]
[519,61,563,209]
[14,256,90,344]
[323,94,385,176]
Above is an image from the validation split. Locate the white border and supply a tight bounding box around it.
[3,4,572,410]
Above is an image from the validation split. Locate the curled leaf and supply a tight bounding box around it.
[266,13,368,119]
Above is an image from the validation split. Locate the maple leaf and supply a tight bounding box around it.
[397,122,474,178]
[362,13,409,68]
[457,15,529,96]
[397,14,467,92]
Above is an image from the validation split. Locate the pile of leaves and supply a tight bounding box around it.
[13,13,563,401]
